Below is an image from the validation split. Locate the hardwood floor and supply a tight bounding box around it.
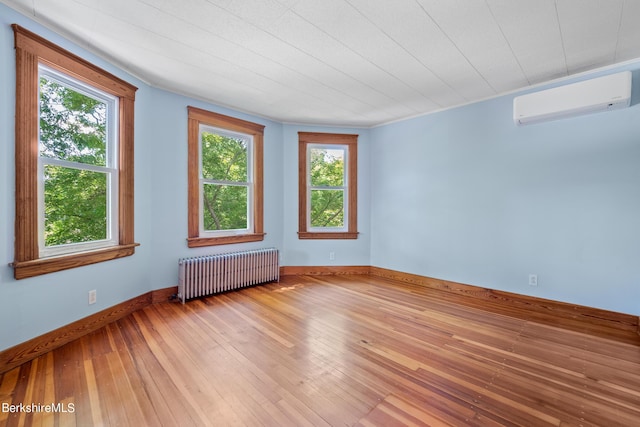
[1,275,639,426]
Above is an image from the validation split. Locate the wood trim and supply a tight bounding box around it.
[280,266,371,276]
[187,107,265,246]
[13,24,136,99]
[298,132,358,239]
[119,96,136,245]
[2,267,636,375]
[297,232,359,239]
[187,106,265,134]
[187,112,200,240]
[298,137,307,235]
[370,266,639,341]
[14,44,39,263]
[0,293,150,374]
[12,244,140,280]
[151,286,179,304]
[0,286,177,374]
[254,131,264,236]
[12,24,138,279]
[187,233,266,248]
[298,132,359,144]
[348,134,358,234]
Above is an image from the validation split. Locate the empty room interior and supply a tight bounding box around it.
[1,1,640,426]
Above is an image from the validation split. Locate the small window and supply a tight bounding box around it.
[187,107,265,247]
[298,132,358,239]
[12,25,138,280]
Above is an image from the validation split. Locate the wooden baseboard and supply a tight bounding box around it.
[0,286,177,375]
[280,265,370,276]
[370,266,639,343]
[2,267,637,375]
[152,286,178,304]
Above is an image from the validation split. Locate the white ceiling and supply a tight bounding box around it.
[3,0,640,127]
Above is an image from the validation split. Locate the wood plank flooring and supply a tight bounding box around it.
[1,275,639,426]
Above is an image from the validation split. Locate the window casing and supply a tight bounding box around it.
[12,25,138,280]
[187,107,265,247]
[298,132,358,239]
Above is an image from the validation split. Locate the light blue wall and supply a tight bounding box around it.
[0,5,153,351]
[0,4,286,351]
[2,2,639,354]
[281,124,371,267]
[370,68,640,315]
[144,89,284,289]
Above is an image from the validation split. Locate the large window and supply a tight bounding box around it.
[298,132,358,239]
[12,25,138,280]
[38,67,118,257]
[187,107,265,247]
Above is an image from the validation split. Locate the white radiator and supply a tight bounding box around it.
[178,248,279,303]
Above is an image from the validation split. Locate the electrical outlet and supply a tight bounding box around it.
[329,251,335,260]
[89,289,97,305]
[528,274,538,286]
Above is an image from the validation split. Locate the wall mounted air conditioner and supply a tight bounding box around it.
[513,71,632,126]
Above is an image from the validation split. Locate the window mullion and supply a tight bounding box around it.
[201,178,249,187]
[40,157,115,174]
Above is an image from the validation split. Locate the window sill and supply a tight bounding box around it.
[187,233,266,248]
[12,243,140,280]
[298,232,359,240]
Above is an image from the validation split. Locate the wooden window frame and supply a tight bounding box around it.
[11,25,138,280]
[187,106,265,248]
[298,132,358,240]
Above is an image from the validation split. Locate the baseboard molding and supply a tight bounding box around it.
[0,286,176,375]
[152,286,178,304]
[2,268,637,375]
[280,265,370,276]
[370,266,639,342]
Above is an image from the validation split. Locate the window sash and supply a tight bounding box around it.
[38,160,119,257]
[37,66,119,258]
[307,144,348,232]
[200,181,252,235]
[38,65,117,166]
[198,125,254,237]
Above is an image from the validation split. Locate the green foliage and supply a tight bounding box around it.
[203,184,248,230]
[201,132,247,181]
[201,132,250,231]
[310,189,344,227]
[310,148,343,186]
[309,148,345,227]
[39,76,110,247]
[39,77,106,166]
[44,166,107,245]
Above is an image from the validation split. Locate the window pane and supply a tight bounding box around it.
[44,165,107,246]
[201,131,248,182]
[203,183,248,231]
[39,77,107,166]
[310,148,344,187]
[310,189,344,228]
